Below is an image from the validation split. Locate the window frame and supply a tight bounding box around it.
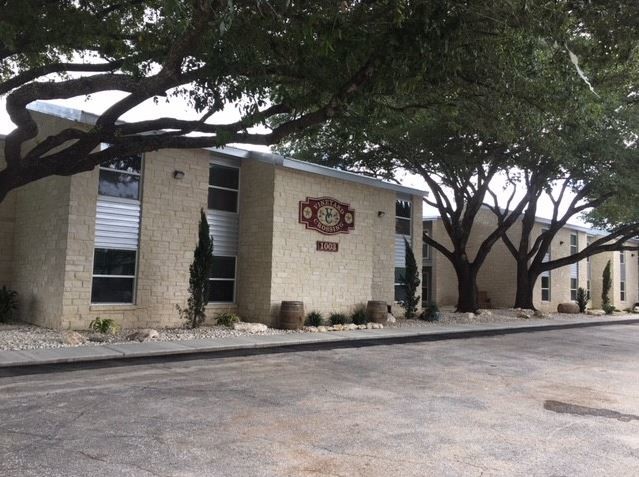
[208,163,240,213]
[620,251,626,302]
[98,154,143,201]
[541,275,551,302]
[208,255,237,304]
[91,248,138,305]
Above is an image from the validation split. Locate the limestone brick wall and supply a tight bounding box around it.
[0,143,16,288]
[429,209,592,311]
[60,148,237,329]
[12,175,71,328]
[611,249,639,310]
[5,111,84,328]
[430,210,518,308]
[531,226,589,313]
[237,160,275,322]
[267,167,402,325]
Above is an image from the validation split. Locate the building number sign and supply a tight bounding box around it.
[299,197,355,235]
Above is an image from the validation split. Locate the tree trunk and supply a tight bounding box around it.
[513,263,538,310]
[454,262,479,312]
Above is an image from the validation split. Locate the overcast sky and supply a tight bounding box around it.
[0,94,588,226]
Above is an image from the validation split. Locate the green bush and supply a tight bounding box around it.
[575,287,590,313]
[351,305,368,325]
[305,311,324,327]
[216,312,240,327]
[0,286,18,323]
[602,303,616,315]
[329,313,348,326]
[177,209,214,329]
[420,302,440,322]
[400,238,421,319]
[602,260,612,307]
[89,317,120,334]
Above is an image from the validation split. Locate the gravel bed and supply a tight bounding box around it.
[0,322,301,351]
[1,310,635,351]
[389,309,637,328]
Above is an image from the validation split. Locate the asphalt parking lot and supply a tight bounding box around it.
[1,324,638,476]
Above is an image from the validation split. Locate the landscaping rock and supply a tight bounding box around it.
[233,322,268,333]
[344,324,358,331]
[557,303,580,314]
[586,309,606,316]
[317,326,329,333]
[516,310,533,319]
[357,325,367,330]
[88,334,107,343]
[332,324,344,331]
[533,309,549,319]
[370,323,384,329]
[127,328,159,342]
[633,306,639,313]
[61,331,86,346]
[387,314,396,323]
[476,309,492,317]
[366,323,374,329]
[304,326,319,333]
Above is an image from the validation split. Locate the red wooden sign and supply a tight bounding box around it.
[316,241,339,252]
[299,197,355,235]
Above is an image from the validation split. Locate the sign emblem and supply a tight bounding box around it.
[299,197,355,235]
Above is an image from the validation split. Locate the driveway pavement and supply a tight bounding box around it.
[1,324,638,476]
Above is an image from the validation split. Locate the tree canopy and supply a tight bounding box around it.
[3,0,638,205]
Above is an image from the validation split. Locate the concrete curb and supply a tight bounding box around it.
[1,317,638,375]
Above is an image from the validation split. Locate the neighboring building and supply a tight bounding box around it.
[424,208,639,312]
[0,104,424,329]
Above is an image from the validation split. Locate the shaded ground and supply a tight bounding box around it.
[0,324,638,476]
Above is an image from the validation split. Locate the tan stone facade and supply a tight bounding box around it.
[1,109,423,329]
[427,208,639,311]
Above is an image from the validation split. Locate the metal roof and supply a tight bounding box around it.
[26,101,427,197]
[423,206,638,241]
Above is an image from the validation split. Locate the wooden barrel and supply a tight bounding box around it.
[366,300,387,323]
[279,301,304,329]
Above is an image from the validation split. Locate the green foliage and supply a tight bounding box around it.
[420,303,440,322]
[329,313,348,326]
[305,311,324,327]
[602,303,616,315]
[401,239,421,320]
[602,260,612,306]
[0,286,18,323]
[215,312,240,328]
[178,209,214,329]
[89,317,120,335]
[351,305,368,325]
[575,287,590,313]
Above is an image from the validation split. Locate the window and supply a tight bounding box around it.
[570,278,578,301]
[98,154,142,200]
[620,251,626,302]
[569,233,578,300]
[586,237,592,296]
[395,200,411,235]
[423,232,431,261]
[91,248,136,303]
[394,199,412,302]
[208,164,239,212]
[541,275,551,302]
[541,229,551,302]
[394,267,408,303]
[422,267,431,303]
[209,256,236,303]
